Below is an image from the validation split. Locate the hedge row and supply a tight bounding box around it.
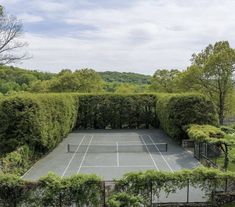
[0,167,234,206]
[0,93,78,154]
[0,173,102,207]
[0,93,218,156]
[155,93,218,141]
[77,94,158,129]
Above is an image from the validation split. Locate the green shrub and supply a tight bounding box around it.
[156,93,218,141]
[0,168,234,206]
[77,94,158,129]
[185,124,226,143]
[221,126,235,134]
[1,145,31,175]
[107,192,144,207]
[0,173,27,206]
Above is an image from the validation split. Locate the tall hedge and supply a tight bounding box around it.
[0,93,218,156]
[76,94,158,129]
[155,93,218,141]
[0,93,78,154]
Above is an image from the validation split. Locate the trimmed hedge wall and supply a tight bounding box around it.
[77,94,158,129]
[0,93,78,154]
[155,93,218,141]
[0,93,218,158]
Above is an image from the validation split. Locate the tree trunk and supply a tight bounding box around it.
[219,92,225,125]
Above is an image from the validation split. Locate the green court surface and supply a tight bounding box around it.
[23,129,200,181]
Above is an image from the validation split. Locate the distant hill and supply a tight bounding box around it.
[99,71,151,85]
[0,66,151,94]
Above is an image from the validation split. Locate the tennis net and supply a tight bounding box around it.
[67,143,168,153]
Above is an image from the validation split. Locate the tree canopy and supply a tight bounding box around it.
[177,41,235,124]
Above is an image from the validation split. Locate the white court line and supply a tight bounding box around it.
[81,165,155,168]
[61,135,86,177]
[77,135,94,173]
[144,134,174,173]
[140,135,159,171]
[116,142,119,167]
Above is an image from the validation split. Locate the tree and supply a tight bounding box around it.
[150,69,181,92]
[74,68,104,93]
[178,41,235,124]
[47,68,104,93]
[0,6,28,65]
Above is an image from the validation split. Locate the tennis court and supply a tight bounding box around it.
[23,129,200,180]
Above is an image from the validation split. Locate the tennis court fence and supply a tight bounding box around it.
[1,178,234,207]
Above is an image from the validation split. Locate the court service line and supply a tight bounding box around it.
[81,165,155,168]
[116,142,120,167]
[144,134,174,173]
[61,135,86,177]
[140,135,159,171]
[77,135,94,173]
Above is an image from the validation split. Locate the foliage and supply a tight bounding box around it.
[1,145,31,175]
[155,93,218,141]
[0,173,28,206]
[0,93,78,154]
[77,94,158,129]
[0,65,54,94]
[150,69,181,93]
[0,168,234,206]
[177,41,235,124]
[114,167,235,206]
[220,126,235,134]
[99,71,151,85]
[0,173,102,207]
[185,124,226,143]
[107,192,144,207]
[48,69,104,93]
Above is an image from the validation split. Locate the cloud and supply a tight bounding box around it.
[1,0,235,74]
[18,13,44,23]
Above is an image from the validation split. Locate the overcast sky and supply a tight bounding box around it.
[1,0,235,75]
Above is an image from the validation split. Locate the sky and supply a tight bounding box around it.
[1,0,235,75]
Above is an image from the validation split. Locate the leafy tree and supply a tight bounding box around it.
[47,68,104,93]
[150,69,181,92]
[74,68,104,93]
[177,41,235,124]
[0,6,28,64]
[114,83,138,93]
[49,71,79,92]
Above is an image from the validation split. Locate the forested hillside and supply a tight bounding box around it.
[0,66,151,94]
[0,66,54,94]
[99,71,151,84]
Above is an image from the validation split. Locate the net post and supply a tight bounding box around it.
[67,144,70,153]
[166,143,168,152]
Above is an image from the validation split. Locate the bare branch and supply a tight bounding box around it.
[0,12,29,64]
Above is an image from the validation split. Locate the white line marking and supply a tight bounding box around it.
[77,135,94,173]
[21,164,35,179]
[61,135,86,177]
[140,135,159,171]
[81,165,155,168]
[145,134,174,173]
[116,142,119,167]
